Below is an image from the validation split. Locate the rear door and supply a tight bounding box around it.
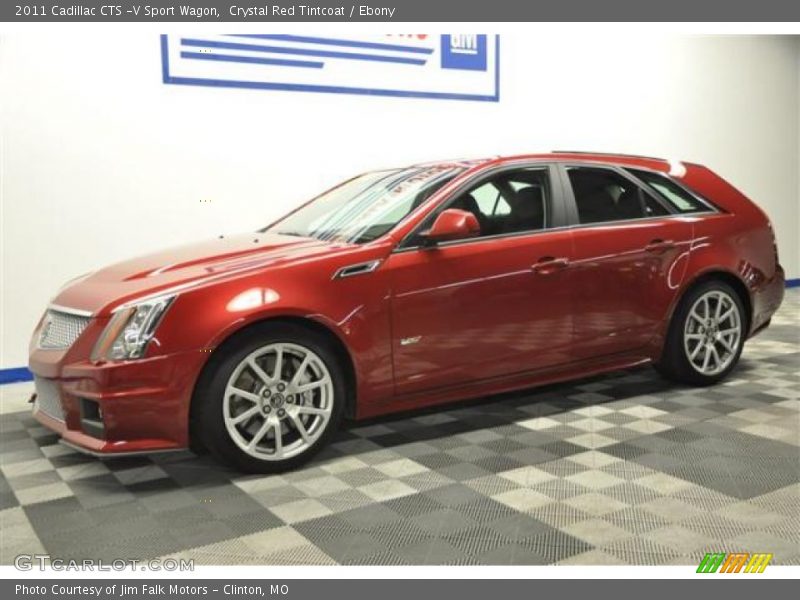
[558,164,694,359]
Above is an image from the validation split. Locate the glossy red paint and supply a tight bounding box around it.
[28,153,785,455]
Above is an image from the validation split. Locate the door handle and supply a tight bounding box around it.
[645,239,676,254]
[532,256,570,275]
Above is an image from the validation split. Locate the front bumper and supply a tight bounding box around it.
[29,345,207,455]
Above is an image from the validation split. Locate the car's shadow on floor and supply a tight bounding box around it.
[9,356,770,495]
[7,353,794,565]
[98,361,721,485]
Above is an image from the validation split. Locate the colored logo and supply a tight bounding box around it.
[696,552,773,573]
[440,35,488,71]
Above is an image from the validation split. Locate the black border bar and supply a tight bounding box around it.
[6,0,800,22]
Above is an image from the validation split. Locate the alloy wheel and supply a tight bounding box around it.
[223,342,334,461]
[683,290,742,376]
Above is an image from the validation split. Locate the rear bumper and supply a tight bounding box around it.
[29,349,206,455]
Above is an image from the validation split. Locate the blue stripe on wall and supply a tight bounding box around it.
[231,34,436,55]
[0,367,32,384]
[179,38,428,66]
[180,51,324,69]
[2,278,798,385]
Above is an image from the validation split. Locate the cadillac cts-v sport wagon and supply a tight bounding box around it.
[29,152,785,472]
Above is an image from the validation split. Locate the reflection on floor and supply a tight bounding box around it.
[1,291,798,565]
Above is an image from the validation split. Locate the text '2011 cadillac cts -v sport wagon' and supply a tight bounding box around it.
[29,152,785,472]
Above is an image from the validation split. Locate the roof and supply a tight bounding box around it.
[414,151,678,176]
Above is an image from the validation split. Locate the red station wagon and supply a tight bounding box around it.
[29,152,785,472]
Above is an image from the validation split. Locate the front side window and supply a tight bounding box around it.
[421,168,551,242]
[264,165,464,244]
[627,168,709,213]
[567,167,668,224]
[471,181,512,217]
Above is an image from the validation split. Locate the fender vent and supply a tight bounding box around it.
[333,260,382,279]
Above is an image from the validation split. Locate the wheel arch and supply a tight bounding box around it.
[668,268,753,342]
[652,267,753,384]
[188,314,358,452]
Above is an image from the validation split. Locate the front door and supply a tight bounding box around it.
[386,165,576,396]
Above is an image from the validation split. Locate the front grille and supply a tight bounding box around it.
[34,376,65,422]
[39,309,91,349]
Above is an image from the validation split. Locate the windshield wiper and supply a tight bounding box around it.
[275,230,312,238]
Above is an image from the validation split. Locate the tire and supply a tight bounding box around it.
[194,322,345,473]
[655,280,746,386]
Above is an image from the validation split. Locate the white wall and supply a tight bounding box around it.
[1,32,799,369]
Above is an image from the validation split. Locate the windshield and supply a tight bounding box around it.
[264,165,465,244]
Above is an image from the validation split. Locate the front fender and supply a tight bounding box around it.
[150,254,395,405]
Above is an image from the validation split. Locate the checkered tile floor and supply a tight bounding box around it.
[1,291,798,565]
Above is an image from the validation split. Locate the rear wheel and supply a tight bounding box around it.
[195,323,345,473]
[655,281,746,386]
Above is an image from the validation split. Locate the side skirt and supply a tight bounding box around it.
[356,352,652,420]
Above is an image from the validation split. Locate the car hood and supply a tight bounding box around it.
[51,233,349,315]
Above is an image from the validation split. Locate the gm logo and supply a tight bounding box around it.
[441,35,487,71]
[696,552,773,573]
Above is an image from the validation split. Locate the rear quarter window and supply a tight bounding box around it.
[627,168,710,214]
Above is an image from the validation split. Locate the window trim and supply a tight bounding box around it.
[393,160,724,254]
[557,162,720,229]
[396,162,565,252]
[623,166,721,215]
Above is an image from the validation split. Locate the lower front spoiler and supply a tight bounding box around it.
[33,406,187,457]
[59,438,187,459]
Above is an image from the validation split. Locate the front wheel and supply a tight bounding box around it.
[195,323,345,473]
[655,281,746,386]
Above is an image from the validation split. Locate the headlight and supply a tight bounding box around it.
[91,294,175,362]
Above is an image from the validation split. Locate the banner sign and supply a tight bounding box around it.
[160,34,500,101]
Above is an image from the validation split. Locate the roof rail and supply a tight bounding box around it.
[410,157,490,167]
[552,150,667,162]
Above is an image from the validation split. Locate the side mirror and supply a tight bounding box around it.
[420,209,481,246]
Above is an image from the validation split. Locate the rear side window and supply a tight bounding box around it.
[566,167,668,224]
[627,168,708,213]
